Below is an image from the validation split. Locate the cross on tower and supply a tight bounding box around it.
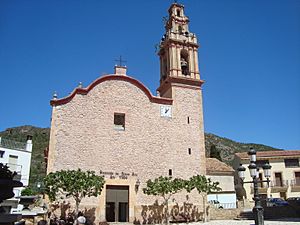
[115,56,127,67]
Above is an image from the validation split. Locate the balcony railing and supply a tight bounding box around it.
[249,179,300,193]
[250,183,268,188]
[290,179,300,192]
[270,180,288,188]
[291,179,300,187]
[210,202,236,209]
[250,183,268,194]
[0,138,26,150]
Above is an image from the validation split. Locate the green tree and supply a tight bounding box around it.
[21,187,37,196]
[44,169,105,217]
[143,176,185,224]
[185,175,221,222]
[209,144,222,161]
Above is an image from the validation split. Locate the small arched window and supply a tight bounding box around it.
[180,50,189,75]
[176,9,181,17]
[178,25,183,34]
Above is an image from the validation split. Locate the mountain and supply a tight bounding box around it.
[0,126,281,187]
[205,133,281,165]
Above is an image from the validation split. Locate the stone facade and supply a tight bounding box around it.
[48,74,206,222]
[47,3,207,224]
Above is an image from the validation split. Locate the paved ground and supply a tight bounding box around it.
[110,219,300,225]
[201,219,300,225]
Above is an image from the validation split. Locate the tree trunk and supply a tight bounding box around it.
[165,198,169,225]
[75,198,81,219]
[202,193,209,222]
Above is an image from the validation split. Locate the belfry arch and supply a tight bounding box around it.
[180,49,189,76]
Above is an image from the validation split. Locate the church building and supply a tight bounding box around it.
[47,3,207,223]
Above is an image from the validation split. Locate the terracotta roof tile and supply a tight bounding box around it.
[235,150,300,159]
[206,158,234,174]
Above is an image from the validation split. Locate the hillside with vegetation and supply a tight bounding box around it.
[205,133,281,165]
[0,126,281,187]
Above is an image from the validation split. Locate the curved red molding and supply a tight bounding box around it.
[50,75,173,106]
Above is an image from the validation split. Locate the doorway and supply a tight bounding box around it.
[295,172,300,185]
[106,185,129,222]
[275,173,283,187]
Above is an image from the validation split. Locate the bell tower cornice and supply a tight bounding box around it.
[157,76,204,97]
[158,39,199,55]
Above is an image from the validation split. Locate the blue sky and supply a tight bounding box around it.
[0,0,299,150]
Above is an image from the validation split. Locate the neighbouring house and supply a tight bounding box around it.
[206,158,236,208]
[0,135,33,197]
[47,3,209,223]
[233,150,300,201]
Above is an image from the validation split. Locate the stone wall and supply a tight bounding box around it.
[209,207,241,220]
[47,76,206,223]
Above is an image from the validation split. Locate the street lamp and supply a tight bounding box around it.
[237,148,271,225]
[37,182,41,190]
[36,181,45,198]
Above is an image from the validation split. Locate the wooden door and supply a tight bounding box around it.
[295,172,300,185]
[275,173,282,187]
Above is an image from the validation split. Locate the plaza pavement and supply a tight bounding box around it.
[111,219,300,225]
[202,219,300,225]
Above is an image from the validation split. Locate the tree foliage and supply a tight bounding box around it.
[44,169,105,216]
[21,187,37,196]
[185,175,221,194]
[185,175,221,222]
[143,176,185,197]
[209,144,222,161]
[143,175,221,224]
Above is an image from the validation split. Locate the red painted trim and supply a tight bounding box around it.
[50,75,173,106]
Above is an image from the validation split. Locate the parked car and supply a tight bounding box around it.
[287,197,300,206]
[266,198,289,207]
[208,200,223,209]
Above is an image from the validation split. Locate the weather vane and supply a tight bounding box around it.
[115,55,127,67]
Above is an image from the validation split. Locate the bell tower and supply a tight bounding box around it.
[156,3,206,176]
[157,3,204,97]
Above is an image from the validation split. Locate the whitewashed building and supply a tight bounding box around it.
[0,135,33,196]
[233,150,300,201]
[206,158,237,209]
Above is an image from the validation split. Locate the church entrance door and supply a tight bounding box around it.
[106,185,129,222]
